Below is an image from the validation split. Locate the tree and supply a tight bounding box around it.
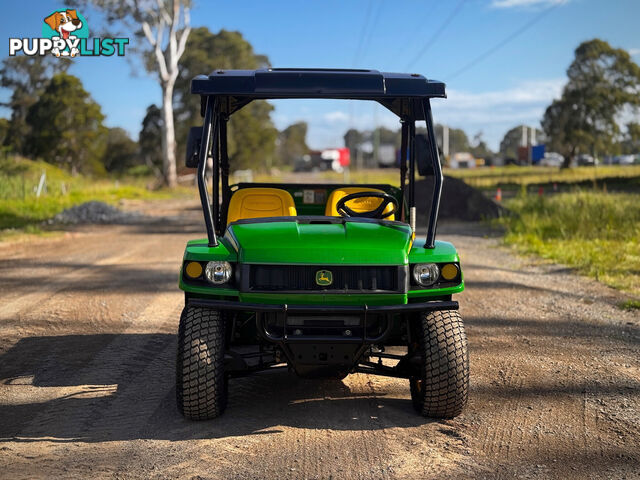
[499,125,544,160]
[228,101,277,171]
[622,122,640,154]
[74,0,192,186]
[277,122,309,165]
[344,128,365,153]
[542,39,640,167]
[103,127,139,172]
[139,104,163,174]
[470,131,493,159]
[174,27,275,171]
[0,56,69,154]
[373,126,401,148]
[0,118,8,147]
[434,125,470,155]
[25,73,106,175]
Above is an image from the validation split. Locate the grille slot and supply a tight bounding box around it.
[246,265,402,292]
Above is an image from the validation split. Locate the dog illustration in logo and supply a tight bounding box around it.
[44,9,82,57]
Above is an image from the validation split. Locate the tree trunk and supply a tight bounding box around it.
[561,145,576,169]
[161,81,178,187]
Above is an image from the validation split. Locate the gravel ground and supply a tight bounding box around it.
[50,201,143,225]
[0,199,638,479]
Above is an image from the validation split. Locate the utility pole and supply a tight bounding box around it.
[521,125,532,166]
[443,125,449,159]
[529,127,536,166]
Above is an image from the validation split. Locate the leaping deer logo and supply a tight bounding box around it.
[315,270,333,286]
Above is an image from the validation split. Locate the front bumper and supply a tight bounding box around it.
[186,298,458,344]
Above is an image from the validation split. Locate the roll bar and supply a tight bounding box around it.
[196,94,443,250]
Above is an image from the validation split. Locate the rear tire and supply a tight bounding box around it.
[410,310,469,419]
[176,306,227,420]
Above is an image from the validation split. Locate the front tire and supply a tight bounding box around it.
[410,310,469,419]
[176,306,227,420]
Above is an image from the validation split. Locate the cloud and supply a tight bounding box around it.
[628,48,640,57]
[445,78,564,109]
[490,0,568,8]
[323,111,350,124]
[271,79,566,150]
[431,78,565,148]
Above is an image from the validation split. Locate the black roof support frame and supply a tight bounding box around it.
[192,69,447,249]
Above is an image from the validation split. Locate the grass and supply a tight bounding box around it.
[0,156,189,237]
[499,190,640,298]
[240,165,640,191]
[620,300,640,311]
[446,165,640,191]
[243,168,401,186]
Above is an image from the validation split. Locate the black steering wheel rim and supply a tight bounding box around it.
[335,191,399,219]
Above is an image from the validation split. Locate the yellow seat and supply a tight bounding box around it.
[227,187,297,224]
[324,187,396,220]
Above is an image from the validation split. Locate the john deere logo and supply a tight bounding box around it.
[315,269,333,286]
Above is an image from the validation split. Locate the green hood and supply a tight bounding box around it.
[227,219,413,265]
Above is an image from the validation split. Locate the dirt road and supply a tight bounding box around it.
[0,199,638,479]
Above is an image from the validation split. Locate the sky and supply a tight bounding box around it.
[1,0,639,151]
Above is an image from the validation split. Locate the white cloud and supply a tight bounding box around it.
[446,78,564,109]
[271,79,566,150]
[323,111,350,124]
[628,48,640,57]
[491,0,568,8]
[431,78,565,149]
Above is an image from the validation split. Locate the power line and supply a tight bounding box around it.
[352,0,374,67]
[350,0,374,137]
[402,0,437,50]
[404,0,467,71]
[446,4,559,80]
[359,0,385,66]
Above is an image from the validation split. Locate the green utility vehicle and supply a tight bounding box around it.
[178,69,468,420]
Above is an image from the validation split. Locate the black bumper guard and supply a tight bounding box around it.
[187,298,458,345]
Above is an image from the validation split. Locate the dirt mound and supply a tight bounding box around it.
[415,175,507,221]
[50,201,142,225]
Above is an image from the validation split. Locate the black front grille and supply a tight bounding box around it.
[245,265,403,292]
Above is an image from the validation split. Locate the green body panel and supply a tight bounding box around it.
[238,293,406,305]
[407,282,465,298]
[184,237,237,261]
[228,221,412,265]
[179,219,464,305]
[409,238,460,264]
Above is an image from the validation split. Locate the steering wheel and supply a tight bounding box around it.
[335,192,399,219]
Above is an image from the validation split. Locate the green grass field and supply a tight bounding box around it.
[446,164,640,191]
[0,156,188,237]
[499,190,640,299]
[251,165,640,190]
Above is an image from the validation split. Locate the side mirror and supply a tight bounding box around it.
[415,133,435,176]
[185,126,203,168]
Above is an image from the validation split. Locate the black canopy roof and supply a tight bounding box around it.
[191,69,446,120]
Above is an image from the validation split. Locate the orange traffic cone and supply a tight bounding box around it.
[495,187,502,202]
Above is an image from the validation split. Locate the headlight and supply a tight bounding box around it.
[205,261,232,285]
[413,263,440,287]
